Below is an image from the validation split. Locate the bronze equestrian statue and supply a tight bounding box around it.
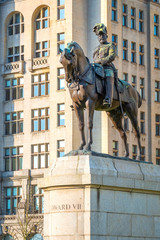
[60,23,142,159]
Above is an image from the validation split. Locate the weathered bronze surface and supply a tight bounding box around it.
[60,25,142,159]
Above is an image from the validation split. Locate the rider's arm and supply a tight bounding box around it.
[101,43,116,65]
[93,47,101,64]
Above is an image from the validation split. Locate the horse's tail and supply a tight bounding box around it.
[137,91,142,108]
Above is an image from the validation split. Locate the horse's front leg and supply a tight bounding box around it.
[73,103,86,150]
[85,99,95,151]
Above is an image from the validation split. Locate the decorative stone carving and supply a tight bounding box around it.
[1,61,24,75]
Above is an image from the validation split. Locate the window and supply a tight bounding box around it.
[131,7,136,29]
[131,75,136,88]
[139,45,144,65]
[8,45,24,63]
[123,73,128,82]
[155,114,160,136]
[57,33,65,54]
[132,145,137,159]
[32,108,50,132]
[5,77,24,101]
[5,186,22,215]
[123,39,128,60]
[5,111,23,135]
[113,140,118,156]
[122,4,128,26]
[140,112,145,134]
[31,143,49,169]
[57,104,65,126]
[155,81,160,102]
[153,0,159,2]
[8,13,24,36]
[139,10,144,32]
[140,78,145,99]
[131,42,136,63]
[57,140,65,157]
[112,0,117,21]
[156,148,160,165]
[32,73,50,97]
[35,41,50,57]
[141,147,145,161]
[154,14,159,36]
[30,234,43,240]
[35,7,50,30]
[57,0,65,20]
[57,68,65,90]
[155,48,159,68]
[4,146,23,172]
[33,185,44,213]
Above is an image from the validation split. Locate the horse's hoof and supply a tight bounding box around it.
[84,145,91,151]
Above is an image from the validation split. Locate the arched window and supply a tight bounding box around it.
[35,7,49,30]
[3,235,14,240]
[30,234,43,240]
[8,12,24,36]
[33,6,50,58]
[7,12,24,63]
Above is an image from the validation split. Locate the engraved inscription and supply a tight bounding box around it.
[52,203,82,211]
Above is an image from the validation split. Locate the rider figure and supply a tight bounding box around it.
[93,23,116,107]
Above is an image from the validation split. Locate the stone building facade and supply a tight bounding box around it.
[0,0,160,238]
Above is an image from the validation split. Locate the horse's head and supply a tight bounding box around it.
[60,41,86,83]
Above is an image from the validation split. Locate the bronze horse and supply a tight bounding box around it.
[60,41,142,159]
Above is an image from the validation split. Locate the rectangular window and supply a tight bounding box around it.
[156,114,160,136]
[122,4,128,26]
[156,148,160,165]
[57,0,65,20]
[32,108,50,132]
[5,77,24,101]
[57,103,65,126]
[111,0,117,21]
[155,81,160,102]
[57,140,65,157]
[131,75,136,88]
[123,39,128,60]
[113,140,118,156]
[132,145,137,159]
[141,147,145,161]
[124,116,129,131]
[8,45,24,63]
[32,73,50,97]
[5,111,23,135]
[57,33,65,54]
[35,41,50,58]
[139,10,144,32]
[131,7,136,29]
[140,78,145,99]
[57,68,65,90]
[5,186,22,215]
[123,73,128,82]
[131,42,136,63]
[155,48,159,68]
[4,146,23,171]
[154,14,159,36]
[139,45,144,65]
[31,143,49,169]
[32,185,44,213]
[140,111,145,134]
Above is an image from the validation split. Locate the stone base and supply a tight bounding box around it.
[38,155,160,240]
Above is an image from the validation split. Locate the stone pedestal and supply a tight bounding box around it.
[38,155,160,240]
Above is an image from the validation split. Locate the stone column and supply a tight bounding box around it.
[39,155,160,240]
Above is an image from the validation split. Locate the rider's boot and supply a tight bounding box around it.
[103,77,114,107]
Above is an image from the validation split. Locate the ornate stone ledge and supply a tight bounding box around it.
[1,61,24,75]
[32,57,50,70]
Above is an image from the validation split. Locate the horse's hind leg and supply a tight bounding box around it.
[124,103,142,160]
[73,103,86,150]
[107,108,129,157]
[85,98,95,151]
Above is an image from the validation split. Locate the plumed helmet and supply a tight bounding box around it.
[93,23,107,35]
